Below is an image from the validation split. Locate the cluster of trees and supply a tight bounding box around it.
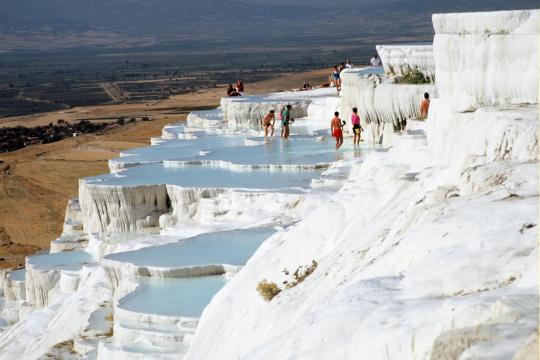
[0,120,109,153]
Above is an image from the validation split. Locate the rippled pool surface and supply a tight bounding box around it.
[27,250,95,271]
[8,269,26,281]
[105,228,276,268]
[119,276,229,317]
[86,162,322,190]
[113,134,246,165]
[201,137,370,166]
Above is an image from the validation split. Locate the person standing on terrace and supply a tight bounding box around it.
[281,105,293,139]
[331,66,341,95]
[420,92,430,119]
[262,110,275,142]
[235,79,244,94]
[351,107,362,146]
[370,54,382,66]
[331,111,344,150]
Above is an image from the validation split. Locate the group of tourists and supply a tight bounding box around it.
[261,90,429,150]
[331,55,384,95]
[330,107,363,150]
[261,104,293,142]
[227,79,245,97]
[258,57,431,149]
[260,103,361,149]
[331,92,430,149]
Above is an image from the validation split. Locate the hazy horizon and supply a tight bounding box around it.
[1,0,537,53]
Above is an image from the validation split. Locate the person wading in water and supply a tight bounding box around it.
[281,105,293,139]
[351,107,362,146]
[262,110,275,142]
[331,111,344,150]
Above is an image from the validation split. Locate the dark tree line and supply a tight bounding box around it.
[0,120,110,153]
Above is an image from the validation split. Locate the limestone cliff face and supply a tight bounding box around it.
[79,180,307,235]
[433,10,538,112]
[339,71,436,142]
[79,182,170,234]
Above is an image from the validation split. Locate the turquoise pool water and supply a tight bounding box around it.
[119,275,229,317]
[104,228,276,268]
[111,133,246,166]
[27,250,95,271]
[86,162,322,190]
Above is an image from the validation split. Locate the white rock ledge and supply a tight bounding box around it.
[376,43,434,79]
[433,9,538,111]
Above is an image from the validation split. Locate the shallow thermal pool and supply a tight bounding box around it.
[27,250,95,271]
[8,269,26,281]
[111,133,246,166]
[118,275,229,317]
[86,162,322,190]
[104,228,276,269]
[198,137,376,166]
[101,229,163,245]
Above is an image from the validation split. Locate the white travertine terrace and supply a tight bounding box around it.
[0,9,538,360]
[221,88,338,130]
[376,43,435,79]
[340,71,436,143]
[186,109,224,129]
[79,183,170,234]
[433,9,538,112]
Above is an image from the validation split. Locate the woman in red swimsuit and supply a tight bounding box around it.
[331,111,343,150]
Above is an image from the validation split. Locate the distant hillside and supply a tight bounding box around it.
[0,0,537,51]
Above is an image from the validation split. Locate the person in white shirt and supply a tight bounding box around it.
[370,54,382,67]
[345,60,353,69]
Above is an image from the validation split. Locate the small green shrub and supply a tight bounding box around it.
[403,69,430,84]
[257,280,281,302]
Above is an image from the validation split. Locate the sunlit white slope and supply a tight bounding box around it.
[186,9,538,359]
